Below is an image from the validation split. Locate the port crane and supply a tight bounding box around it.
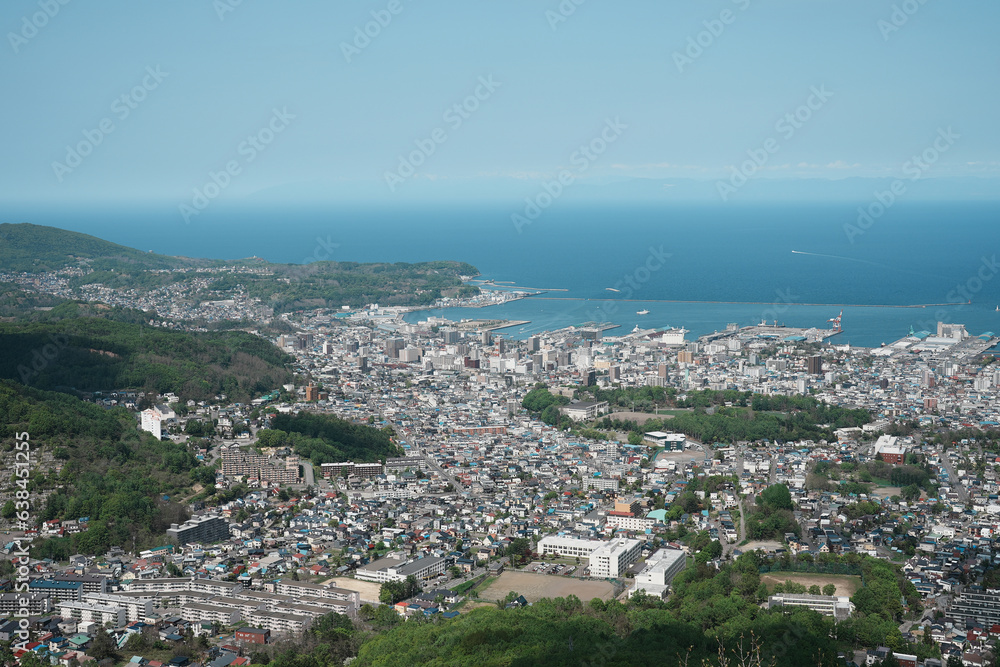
[827,309,843,333]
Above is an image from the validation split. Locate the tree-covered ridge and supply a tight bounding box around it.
[1,223,480,311]
[265,412,404,465]
[351,590,846,666]
[209,260,480,310]
[0,318,293,403]
[0,380,203,558]
[0,222,219,272]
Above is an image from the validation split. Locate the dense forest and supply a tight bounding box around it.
[0,318,292,403]
[264,412,403,465]
[0,380,207,558]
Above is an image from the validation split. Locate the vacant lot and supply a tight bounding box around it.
[870,486,902,499]
[741,540,783,553]
[760,573,862,597]
[479,571,615,603]
[322,577,383,604]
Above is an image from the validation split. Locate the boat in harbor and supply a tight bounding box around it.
[637,309,649,315]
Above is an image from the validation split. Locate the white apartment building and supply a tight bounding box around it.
[58,600,126,627]
[81,593,154,623]
[140,409,162,440]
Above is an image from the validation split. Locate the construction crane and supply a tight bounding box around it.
[827,310,843,333]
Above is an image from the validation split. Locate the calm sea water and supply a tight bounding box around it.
[6,200,1000,347]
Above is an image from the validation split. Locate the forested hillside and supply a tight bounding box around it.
[0,380,209,558]
[0,222,214,272]
[0,318,292,403]
[264,412,403,465]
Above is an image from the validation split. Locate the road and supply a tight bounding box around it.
[412,444,462,490]
[941,452,968,502]
[300,460,316,487]
[724,448,749,558]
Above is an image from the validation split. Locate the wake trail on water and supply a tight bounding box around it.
[790,250,944,280]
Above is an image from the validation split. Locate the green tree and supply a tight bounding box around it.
[822,584,836,596]
[0,501,14,520]
[89,626,120,662]
[760,484,793,511]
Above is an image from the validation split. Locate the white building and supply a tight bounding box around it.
[58,600,126,627]
[537,536,605,559]
[589,538,643,578]
[82,592,154,623]
[605,514,655,532]
[559,400,608,421]
[766,593,854,621]
[627,548,686,599]
[354,556,446,583]
[140,409,162,440]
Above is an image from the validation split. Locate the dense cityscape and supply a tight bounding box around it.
[3,258,1000,667]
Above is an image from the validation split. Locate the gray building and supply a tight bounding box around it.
[167,514,230,545]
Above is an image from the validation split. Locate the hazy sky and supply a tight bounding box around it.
[2,0,998,204]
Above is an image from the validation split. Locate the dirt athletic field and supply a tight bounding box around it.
[760,573,862,597]
[479,571,615,603]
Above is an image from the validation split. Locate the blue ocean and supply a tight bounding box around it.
[8,200,1000,348]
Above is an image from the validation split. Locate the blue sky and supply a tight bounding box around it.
[2,0,998,205]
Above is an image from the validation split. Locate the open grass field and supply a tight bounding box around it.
[479,571,615,603]
[760,573,862,597]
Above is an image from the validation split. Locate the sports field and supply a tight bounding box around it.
[760,573,862,597]
[479,571,615,603]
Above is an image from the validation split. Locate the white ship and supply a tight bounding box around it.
[637,309,649,315]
